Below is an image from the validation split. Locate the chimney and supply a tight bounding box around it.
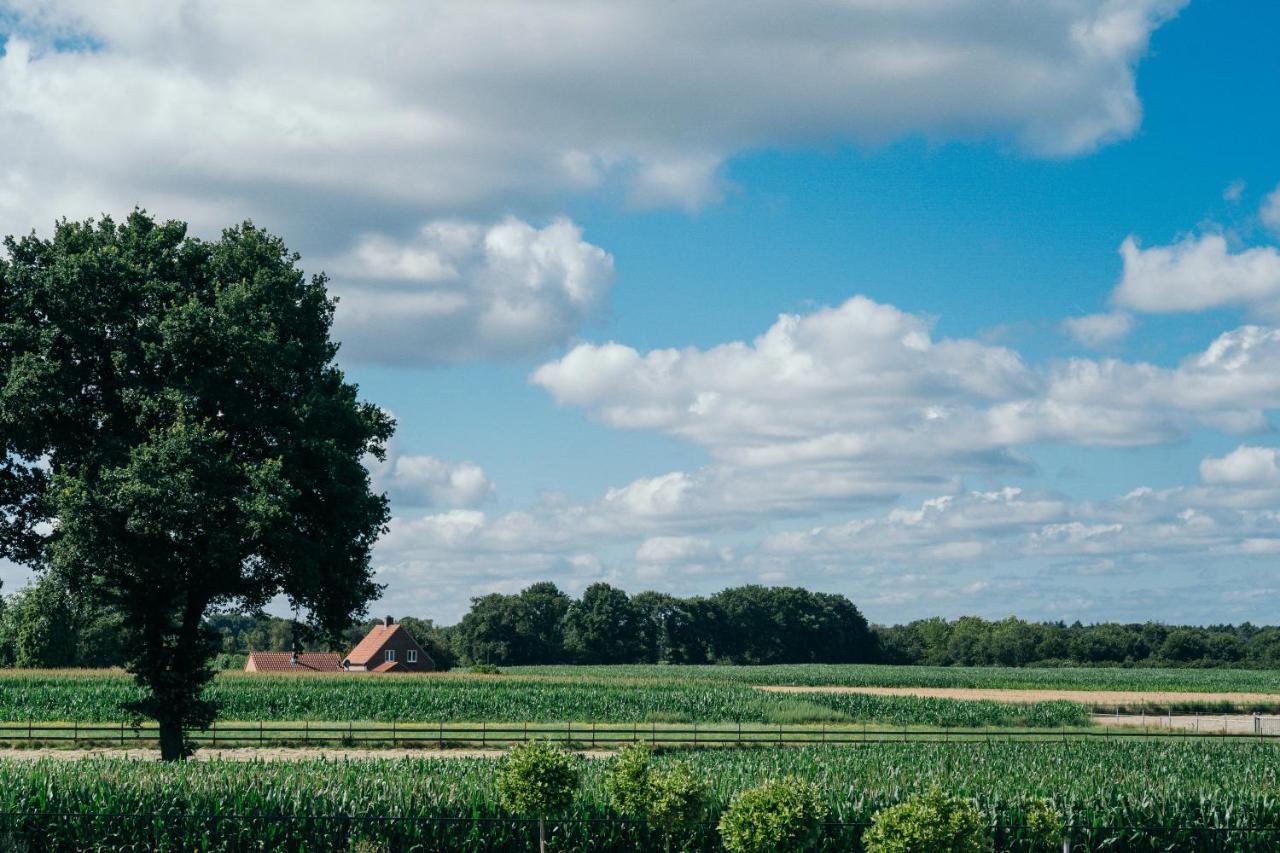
[384,615,394,627]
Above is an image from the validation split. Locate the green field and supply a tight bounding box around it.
[509,663,1280,694]
[1,742,1276,851]
[0,670,1088,727]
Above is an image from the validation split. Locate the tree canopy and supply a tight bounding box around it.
[0,212,393,758]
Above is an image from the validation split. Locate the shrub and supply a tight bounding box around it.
[1024,798,1066,849]
[496,740,580,852]
[606,743,707,851]
[648,760,708,851]
[718,776,827,853]
[604,743,653,817]
[469,662,502,675]
[863,788,990,853]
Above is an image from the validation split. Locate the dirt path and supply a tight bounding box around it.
[0,747,617,762]
[1092,713,1278,734]
[758,685,1280,706]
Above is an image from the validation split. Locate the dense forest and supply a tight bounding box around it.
[2,575,1278,670]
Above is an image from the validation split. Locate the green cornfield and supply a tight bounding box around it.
[0,670,1088,727]
[0,741,1276,851]
[508,664,1280,695]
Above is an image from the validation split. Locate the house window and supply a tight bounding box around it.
[407,649,418,664]
[385,649,396,662]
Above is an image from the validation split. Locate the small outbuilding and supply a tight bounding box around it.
[244,652,343,673]
[342,616,436,672]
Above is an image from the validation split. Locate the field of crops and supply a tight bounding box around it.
[509,664,1280,694]
[1,741,1275,851]
[0,670,1087,727]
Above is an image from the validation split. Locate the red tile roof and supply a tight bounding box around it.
[344,624,403,667]
[372,660,406,673]
[245,652,342,673]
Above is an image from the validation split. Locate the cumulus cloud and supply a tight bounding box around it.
[333,217,613,363]
[0,0,1182,246]
[1111,234,1280,316]
[1200,446,1280,485]
[1262,184,1280,237]
[535,296,1280,494]
[373,466,1280,622]
[368,444,493,510]
[636,536,717,564]
[1061,311,1134,348]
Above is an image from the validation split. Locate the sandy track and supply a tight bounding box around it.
[0,747,617,762]
[1092,713,1278,734]
[757,685,1280,705]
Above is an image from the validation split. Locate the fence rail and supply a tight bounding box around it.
[1,719,1278,749]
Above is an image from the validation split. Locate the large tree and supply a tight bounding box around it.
[0,213,393,759]
[562,582,646,664]
[454,582,570,666]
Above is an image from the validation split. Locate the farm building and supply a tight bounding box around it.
[244,652,342,673]
[243,616,435,674]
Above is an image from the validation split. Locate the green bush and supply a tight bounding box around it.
[863,788,990,853]
[469,662,502,674]
[1024,798,1066,849]
[605,743,653,817]
[717,776,827,853]
[649,760,707,851]
[606,744,707,851]
[496,740,580,852]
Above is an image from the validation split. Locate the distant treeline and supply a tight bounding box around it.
[3,575,1279,670]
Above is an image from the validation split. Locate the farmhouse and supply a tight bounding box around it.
[343,616,436,672]
[244,616,436,674]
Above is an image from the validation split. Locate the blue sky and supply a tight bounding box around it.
[1,0,1279,625]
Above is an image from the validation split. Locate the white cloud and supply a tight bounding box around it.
[1200,446,1280,485]
[0,0,1182,246]
[1223,180,1246,203]
[1061,311,1134,348]
[1112,234,1280,316]
[333,217,614,364]
[372,465,1280,622]
[1262,184,1280,237]
[536,296,1280,496]
[367,438,494,510]
[636,536,716,564]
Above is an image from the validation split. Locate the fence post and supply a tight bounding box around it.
[591,723,596,750]
[391,719,395,748]
[120,719,125,747]
[212,721,217,748]
[73,720,78,746]
[482,721,487,749]
[260,719,264,746]
[439,721,444,749]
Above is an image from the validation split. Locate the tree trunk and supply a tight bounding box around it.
[157,716,186,762]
